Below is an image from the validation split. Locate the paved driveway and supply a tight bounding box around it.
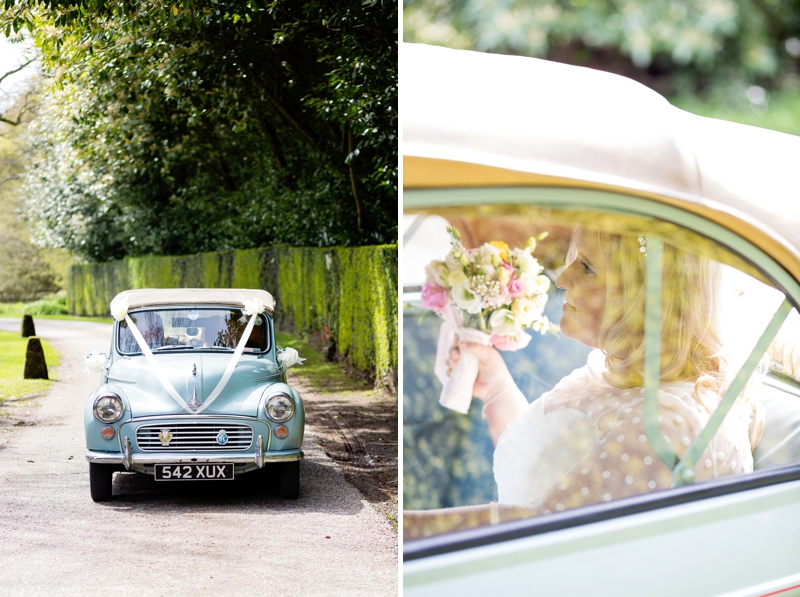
[0,318,397,596]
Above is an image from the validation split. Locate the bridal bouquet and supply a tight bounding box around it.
[422,228,552,413]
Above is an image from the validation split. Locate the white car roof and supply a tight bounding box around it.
[403,43,800,261]
[110,288,275,313]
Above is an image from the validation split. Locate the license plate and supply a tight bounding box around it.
[154,463,234,481]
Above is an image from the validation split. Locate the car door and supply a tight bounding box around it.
[403,187,800,597]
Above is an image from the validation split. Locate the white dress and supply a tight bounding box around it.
[494,350,753,512]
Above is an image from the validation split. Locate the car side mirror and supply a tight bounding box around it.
[85,352,110,374]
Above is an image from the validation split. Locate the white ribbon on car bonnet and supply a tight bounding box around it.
[110,296,194,414]
[193,297,266,414]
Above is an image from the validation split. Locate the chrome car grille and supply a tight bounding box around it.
[136,422,254,451]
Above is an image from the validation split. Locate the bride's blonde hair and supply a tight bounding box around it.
[570,230,764,448]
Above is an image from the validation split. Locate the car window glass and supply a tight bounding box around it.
[403,203,798,542]
[118,308,270,353]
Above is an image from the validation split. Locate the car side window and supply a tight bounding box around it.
[403,201,799,543]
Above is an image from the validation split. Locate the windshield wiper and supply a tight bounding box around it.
[202,346,234,351]
[153,345,194,351]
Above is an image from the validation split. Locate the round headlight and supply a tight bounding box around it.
[266,393,294,422]
[93,393,124,423]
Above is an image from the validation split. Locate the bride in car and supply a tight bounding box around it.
[404,229,762,539]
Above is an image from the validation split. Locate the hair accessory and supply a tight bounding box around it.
[637,235,647,256]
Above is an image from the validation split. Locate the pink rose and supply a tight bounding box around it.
[490,332,532,352]
[507,275,526,299]
[421,283,450,315]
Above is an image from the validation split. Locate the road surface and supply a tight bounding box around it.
[0,318,397,596]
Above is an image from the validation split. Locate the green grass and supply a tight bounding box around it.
[276,331,369,394]
[26,314,113,324]
[0,303,112,324]
[0,303,26,317]
[0,331,61,401]
[672,87,800,137]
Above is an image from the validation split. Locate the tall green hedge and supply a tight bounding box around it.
[67,245,397,388]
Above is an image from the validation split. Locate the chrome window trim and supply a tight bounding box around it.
[106,375,137,384]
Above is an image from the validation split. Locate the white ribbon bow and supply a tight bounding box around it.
[277,347,305,369]
[434,305,493,414]
[84,352,110,375]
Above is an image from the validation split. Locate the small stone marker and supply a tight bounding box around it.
[21,314,36,338]
[23,337,48,380]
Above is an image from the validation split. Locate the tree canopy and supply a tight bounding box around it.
[2,0,397,261]
[404,0,800,98]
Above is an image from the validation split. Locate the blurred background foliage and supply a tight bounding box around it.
[0,67,64,302]
[1,0,397,262]
[404,0,800,136]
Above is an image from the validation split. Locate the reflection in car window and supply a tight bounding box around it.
[117,308,270,354]
[403,206,796,541]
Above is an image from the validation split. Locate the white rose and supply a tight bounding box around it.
[516,273,536,296]
[278,347,306,369]
[489,308,522,336]
[532,317,551,335]
[511,298,541,326]
[445,252,462,271]
[446,268,466,286]
[480,263,497,279]
[425,261,449,287]
[478,243,501,267]
[452,280,482,314]
[533,293,548,312]
[513,249,542,276]
[533,275,551,294]
[498,266,512,286]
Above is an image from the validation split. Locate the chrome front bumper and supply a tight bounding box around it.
[86,435,303,469]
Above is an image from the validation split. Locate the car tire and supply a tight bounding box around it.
[278,460,299,499]
[89,463,114,501]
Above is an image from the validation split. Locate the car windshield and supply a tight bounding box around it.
[117,307,270,354]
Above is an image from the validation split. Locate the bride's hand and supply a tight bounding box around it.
[451,341,516,403]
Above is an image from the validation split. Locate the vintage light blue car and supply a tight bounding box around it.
[84,288,304,502]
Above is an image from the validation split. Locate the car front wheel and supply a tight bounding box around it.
[278,461,299,499]
[89,463,114,501]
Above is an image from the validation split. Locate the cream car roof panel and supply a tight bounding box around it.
[110,288,275,313]
[403,43,800,257]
